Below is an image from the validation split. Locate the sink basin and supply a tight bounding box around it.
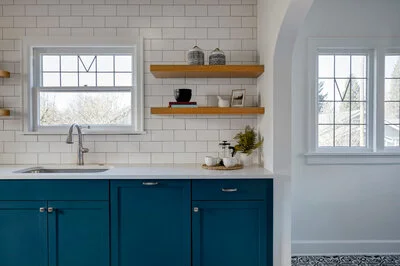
[15,167,110,174]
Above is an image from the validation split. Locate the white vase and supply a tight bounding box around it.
[239,153,253,166]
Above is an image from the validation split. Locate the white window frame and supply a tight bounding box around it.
[306,38,400,164]
[22,36,144,135]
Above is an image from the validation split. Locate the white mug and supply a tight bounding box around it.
[205,156,218,166]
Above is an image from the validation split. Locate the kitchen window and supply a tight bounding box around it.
[22,37,144,134]
[307,38,400,164]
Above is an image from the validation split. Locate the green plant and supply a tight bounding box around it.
[233,126,264,155]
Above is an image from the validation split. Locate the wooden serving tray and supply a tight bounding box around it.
[201,164,243,170]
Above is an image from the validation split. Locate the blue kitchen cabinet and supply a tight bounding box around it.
[48,201,109,266]
[0,180,110,266]
[0,201,48,266]
[192,179,273,266]
[111,180,191,266]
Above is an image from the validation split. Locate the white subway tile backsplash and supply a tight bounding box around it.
[94,5,116,16]
[129,152,151,164]
[173,152,196,163]
[140,5,162,16]
[140,142,162,152]
[95,142,117,152]
[162,5,184,17]
[3,5,25,16]
[16,153,37,164]
[185,5,207,16]
[48,5,71,16]
[117,5,139,16]
[0,0,258,165]
[207,5,230,16]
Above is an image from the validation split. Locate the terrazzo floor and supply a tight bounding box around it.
[292,255,400,265]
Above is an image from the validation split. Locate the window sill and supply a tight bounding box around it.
[304,152,400,165]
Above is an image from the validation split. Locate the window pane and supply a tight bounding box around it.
[115,73,132,86]
[42,56,60,71]
[43,73,60,87]
[39,92,131,126]
[97,56,114,72]
[385,79,400,101]
[335,125,350,146]
[318,55,334,77]
[79,73,96,87]
[335,102,350,124]
[318,79,334,101]
[61,56,78,71]
[97,73,114,87]
[318,125,334,147]
[334,79,351,101]
[335,55,351,78]
[385,55,400,78]
[61,73,78,87]
[351,102,367,124]
[351,55,367,78]
[385,102,400,124]
[79,56,96,72]
[350,79,367,101]
[351,125,366,147]
[318,102,333,124]
[115,56,132,72]
[385,125,399,147]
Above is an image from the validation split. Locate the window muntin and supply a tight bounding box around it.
[32,47,137,131]
[41,55,132,88]
[317,53,368,148]
[384,55,400,147]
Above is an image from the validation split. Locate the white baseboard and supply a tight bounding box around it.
[292,240,400,256]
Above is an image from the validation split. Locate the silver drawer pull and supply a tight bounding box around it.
[221,188,238,192]
[39,207,46,213]
[142,181,159,186]
[193,207,199,213]
[48,207,55,213]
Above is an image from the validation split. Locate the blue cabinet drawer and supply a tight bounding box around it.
[0,180,109,201]
[192,179,271,201]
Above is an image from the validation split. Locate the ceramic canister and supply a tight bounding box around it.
[209,48,226,65]
[187,46,205,65]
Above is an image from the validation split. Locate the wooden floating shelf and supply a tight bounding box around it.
[151,107,265,115]
[0,70,10,78]
[150,65,264,78]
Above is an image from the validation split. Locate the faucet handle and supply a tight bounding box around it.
[81,147,89,153]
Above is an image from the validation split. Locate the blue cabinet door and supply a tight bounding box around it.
[47,201,109,266]
[0,201,48,266]
[192,201,269,266]
[111,180,191,266]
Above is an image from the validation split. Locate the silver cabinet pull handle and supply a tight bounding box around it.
[142,181,159,186]
[193,207,199,213]
[48,207,54,213]
[39,207,46,213]
[221,188,238,192]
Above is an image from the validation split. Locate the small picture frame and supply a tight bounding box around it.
[230,89,246,107]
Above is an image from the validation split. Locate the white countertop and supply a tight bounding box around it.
[0,164,274,180]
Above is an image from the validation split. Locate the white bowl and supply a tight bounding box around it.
[222,157,237,168]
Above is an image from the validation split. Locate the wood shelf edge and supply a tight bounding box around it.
[150,65,264,78]
[0,70,10,78]
[151,107,265,115]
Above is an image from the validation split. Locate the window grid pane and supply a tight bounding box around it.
[41,54,132,88]
[318,53,368,148]
[384,55,400,147]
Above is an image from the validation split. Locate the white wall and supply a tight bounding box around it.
[292,0,400,255]
[0,0,259,165]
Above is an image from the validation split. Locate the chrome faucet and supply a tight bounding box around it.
[66,124,89,165]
